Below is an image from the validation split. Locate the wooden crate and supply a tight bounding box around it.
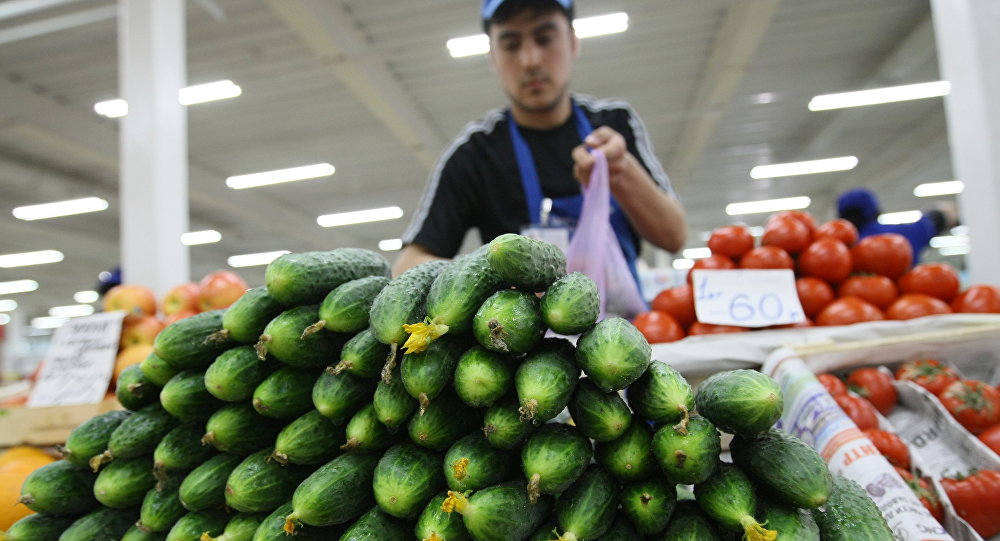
[0,396,122,447]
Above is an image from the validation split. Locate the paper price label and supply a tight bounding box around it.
[692,269,805,327]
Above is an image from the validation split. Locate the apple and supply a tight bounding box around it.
[162,282,200,316]
[120,315,164,349]
[114,344,154,382]
[103,284,158,322]
[164,308,198,325]
[198,270,248,311]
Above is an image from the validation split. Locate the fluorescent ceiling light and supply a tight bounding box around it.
[178,80,242,105]
[939,246,970,257]
[13,197,109,221]
[228,250,289,268]
[877,210,922,225]
[0,314,9,325]
[950,225,969,236]
[447,12,628,58]
[929,235,969,249]
[681,247,711,260]
[317,206,404,228]
[182,230,222,246]
[0,280,39,295]
[0,250,64,268]
[750,156,858,179]
[378,238,403,252]
[31,316,67,329]
[49,304,95,318]
[726,196,811,216]
[913,180,964,197]
[0,299,17,312]
[672,259,694,270]
[809,81,950,111]
[748,226,765,237]
[74,290,99,304]
[226,163,335,190]
[94,98,128,118]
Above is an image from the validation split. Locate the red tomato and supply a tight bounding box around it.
[834,393,880,430]
[885,293,952,321]
[851,233,913,280]
[816,296,885,327]
[631,310,685,344]
[651,285,696,330]
[687,322,749,335]
[952,285,1000,314]
[796,277,835,319]
[941,470,1000,538]
[837,275,898,310]
[863,429,910,469]
[847,368,898,415]
[815,218,859,246]
[771,210,818,236]
[895,466,945,522]
[798,238,852,284]
[938,380,1000,435]
[979,425,1000,455]
[739,246,794,270]
[762,215,812,255]
[898,263,961,302]
[817,373,848,396]
[708,225,755,260]
[686,254,736,284]
[894,359,960,396]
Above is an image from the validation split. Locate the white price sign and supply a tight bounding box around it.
[692,269,805,328]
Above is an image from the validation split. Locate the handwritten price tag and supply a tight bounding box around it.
[692,269,805,328]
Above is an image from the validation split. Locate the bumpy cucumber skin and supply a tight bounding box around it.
[63,409,130,468]
[342,403,397,454]
[160,370,222,422]
[651,415,721,485]
[415,492,470,541]
[443,432,517,492]
[122,524,168,541]
[179,453,244,512]
[481,394,536,450]
[223,287,285,344]
[258,305,346,368]
[213,512,268,541]
[139,476,186,533]
[311,370,375,424]
[141,351,179,387]
[620,476,677,535]
[695,369,783,436]
[596,514,645,540]
[288,452,380,527]
[811,476,895,541]
[18,460,98,515]
[568,377,633,442]
[116,363,159,411]
[627,361,694,423]
[337,506,410,541]
[453,346,513,408]
[758,498,821,541]
[369,260,450,346]
[318,275,391,333]
[514,339,579,425]
[335,328,390,380]
[3,513,76,540]
[204,402,283,456]
[400,335,469,413]
[107,403,179,461]
[154,310,234,370]
[657,500,723,540]
[594,421,657,483]
[425,247,503,333]
[576,317,651,392]
[224,448,310,513]
[253,367,320,420]
[693,462,760,532]
[94,455,156,508]
[204,345,275,402]
[731,427,832,509]
[472,290,544,354]
[273,409,345,465]
[555,465,618,540]
[541,272,599,335]
[154,422,216,473]
[487,233,566,292]
[372,367,418,431]
[407,392,481,452]
[165,509,230,541]
[264,248,390,306]
[454,482,552,541]
[372,443,444,519]
[57,506,137,541]
[520,423,592,497]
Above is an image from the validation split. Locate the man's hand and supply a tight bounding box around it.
[571,126,635,188]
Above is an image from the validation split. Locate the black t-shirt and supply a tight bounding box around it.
[401,94,675,257]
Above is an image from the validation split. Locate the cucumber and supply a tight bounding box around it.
[554,466,618,540]
[305,275,390,336]
[93,455,156,508]
[250,503,348,541]
[597,514,644,541]
[221,287,285,344]
[620,476,676,535]
[179,453,244,512]
[203,512,267,541]
[403,247,503,355]
[224,448,310,513]
[123,525,167,541]
[204,346,276,402]
[160,369,223,422]
[811,476,894,541]
[340,403,397,453]
[526,517,559,541]
[627,361,694,431]
[400,335,468,414]
[271,410,345,465]
[757,498,820,541]
[91,403,178,471]
[520,423,592,504]
[651,415,721,485]
[540,272,599,336]
[575,317,651,392]
[514,338,579,424]
[141,351,180,387]
[730,427,832,509]
[372,366,418,432]
[656,500,723,541]
[567,377,632,442]
[61,409,130,468]
[408,392,481,451]
[481,394,536,450]
[202,402,283,456]
[486,233,566,292]
[154,310,235,370]
[2,513,75,541]
[17,460,97,516]
[694,369,783,436]
[415,492,470,541]
[254,305,347,368]
[328,328,389,380]
[116,363,160,411]
[139,476,186,533]
[338,506,410,541]
[373,443,445,519]
[165,510,229,541]
[594,420,656,483]
[443,432,517,492]
[472,290,544,354]
[264,248,390,306]
[694,462,776,540]
[57,507,137,541]
[253,367,320,420]
[453,346,513,408]
[153,422,216,488]
[283,452,380,532]
[441,482,551,541]
[311,369,375,424]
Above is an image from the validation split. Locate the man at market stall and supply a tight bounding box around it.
[393,0,687,289]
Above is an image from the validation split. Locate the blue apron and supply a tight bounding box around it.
[506,101,642,288]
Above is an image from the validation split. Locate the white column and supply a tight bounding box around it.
[118,0,189,296]
[930,0,1000,286]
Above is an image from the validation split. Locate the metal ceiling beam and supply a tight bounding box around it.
[0,0,89,21]
[0,5,116,46]
[266,0,445,171]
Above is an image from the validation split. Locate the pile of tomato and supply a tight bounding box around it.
[633,209,1000,344]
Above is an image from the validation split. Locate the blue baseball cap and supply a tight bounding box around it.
[481,0,573,20]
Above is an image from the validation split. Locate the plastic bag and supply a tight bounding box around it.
[565,149,648,320]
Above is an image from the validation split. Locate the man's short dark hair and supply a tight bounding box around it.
[483,0,575,34]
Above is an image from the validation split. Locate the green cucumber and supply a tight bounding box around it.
[116,363,159,411]
[594,420,657,483]
[18,460,97,515]
[254,305,347,368]
[153,422,216,487]
[408,392,481,451]
[656,500,723,541]
[306,275,391,336]
[400,335,468,414]
[203,512,267,541]
[441,482,551,541]
[526,517,559,541]
[165,510,229,541]
[122,525,168,541]
[224,448,310,513]
[575,317,651,392]
[554,465,618,540]
[443,432,517,492]
[179,453,244,512]
[730,427,832,509]
[372,366,418,432]
[141,351,179,387]
[338,506,410,541]
[57,507,137,541]
[264,248,390,306]
[514,338,579,425]
[520,423,592,504]
[2,513,75,541]
[453,346,513,408]
[481,394,536,450]
[271,410,345,465]
[61,409,130,468]
[472,290,544,354]
[221,287,285,344]
[651,415,721,485]
[486,233,566,292]
[327,328,389,380]
[695,369,783,436]
[340,403,397,453]
[251,502,348,541]
[811,476,894,541]
[202,402,283,456]
[627,361,694,430]
[283,452,380,532]
[758,498,820,540]
[567,377,632,442]
[91,403,177,471]
[139,476,186,533]
[694,462,776,540]
[597,514,644,541]
[253,367,319,420]
[204,346,276,402]
[311,369,375,424]
[154,310,235,371]
[415,492,470,541]
[620,476,676,535]
[540,272,599,336]
[160,370,223,422]
[93,455,155,508]
[373,443,445,519]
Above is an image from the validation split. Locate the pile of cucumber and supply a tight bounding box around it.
[6,233,896,541]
